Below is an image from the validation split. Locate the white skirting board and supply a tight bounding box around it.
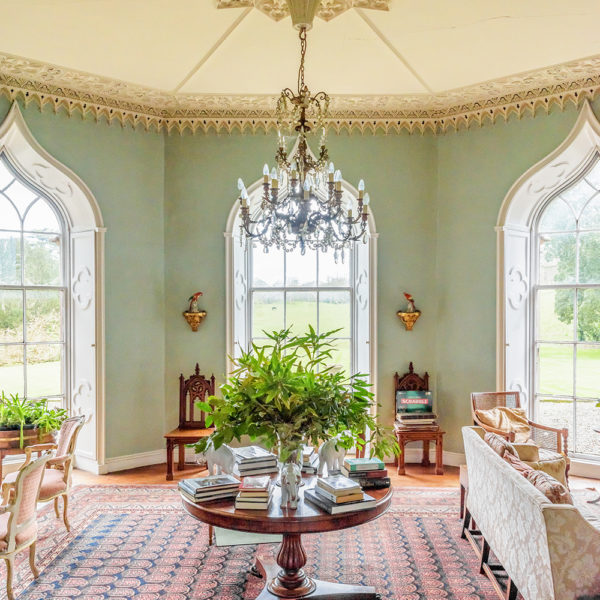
[88,447,467,475]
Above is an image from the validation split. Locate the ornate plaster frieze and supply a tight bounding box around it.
[1,51,600,134]
[216,0,390,22]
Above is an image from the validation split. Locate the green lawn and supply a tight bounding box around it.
[0,361,61,398]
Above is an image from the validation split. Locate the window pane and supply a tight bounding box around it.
[323,338,351,375]
[4,179,37,218]
[539,233,576,284]
[23,199,61,233]
[579,232,600,284]
[537,344,573,397]
[318,249,350,286]
[0,231,21,285]
[26,344,62,397]
[0,290,23,342]
[319,291,350,337]
[286,291,317,335]
[576,346,600,398]
[577,289,600,342]
[24,233,61,285]
[538,198,575,232]
[0,195,20,230]
[286,248,316,287]
[252,291,284,337]
[575,400,600,456]
[0,344,24,397]
[252,244,284,287]
[560,178,596,219]
[26,290,63,342]
[537,289,573,341]
[579,195,600,229]
[537,397,573,452]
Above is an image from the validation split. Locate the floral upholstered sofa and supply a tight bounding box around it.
[462,426,600,600]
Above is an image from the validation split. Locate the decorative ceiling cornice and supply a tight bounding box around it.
[1,52,599,135]
[216,0,390,23]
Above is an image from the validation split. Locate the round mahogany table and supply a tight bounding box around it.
[181,476,392,599]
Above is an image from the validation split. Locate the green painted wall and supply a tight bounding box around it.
[0,99,166,459]
[435,105,585,451]
[163,131,437,433]
[2,93,591,460]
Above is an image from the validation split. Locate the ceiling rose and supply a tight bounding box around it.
[216,0,390,24]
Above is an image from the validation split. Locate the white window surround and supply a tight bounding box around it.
[497,100,600,478]
[224,173,379,412]
[0,102,106,474]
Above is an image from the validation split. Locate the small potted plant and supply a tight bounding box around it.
[194,327,399,503]
[0,391,68,449]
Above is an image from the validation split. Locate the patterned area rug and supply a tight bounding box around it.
[0,485,498,599]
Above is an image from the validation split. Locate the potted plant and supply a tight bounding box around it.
[0,391,68,449]
[194,327,399,477]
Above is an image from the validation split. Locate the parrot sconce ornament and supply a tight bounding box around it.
[397,292,421,331]
[183,291,207,332]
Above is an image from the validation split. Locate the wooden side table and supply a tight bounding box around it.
[394,425,445,475]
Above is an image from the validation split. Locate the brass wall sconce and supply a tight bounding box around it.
[397,292,421,331]
[183,291,206,332]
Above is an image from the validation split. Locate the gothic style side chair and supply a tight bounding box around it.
[164,364,215,480]
[0,454,50,600]
[2,415,86,532]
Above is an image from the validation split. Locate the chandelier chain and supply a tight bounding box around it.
[298,27,307,95]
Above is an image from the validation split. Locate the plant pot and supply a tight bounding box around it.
[0,427,55,450]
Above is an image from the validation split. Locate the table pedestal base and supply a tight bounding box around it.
[255,555,379,599]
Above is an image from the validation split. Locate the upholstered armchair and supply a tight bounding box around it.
[0,454,50,600]
[471,391,570,484]
[2,415,85,532]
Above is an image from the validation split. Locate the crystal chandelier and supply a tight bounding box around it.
[237,25,370,255]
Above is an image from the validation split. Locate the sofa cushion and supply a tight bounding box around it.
[523,469,573,504]
[523,449,569,487]
[476,407,531,442]
[512,442,540,462]
[484,432,517,457]
[504,451,536,476]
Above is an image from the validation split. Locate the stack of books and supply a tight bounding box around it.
[234,475,273,510]
[395,413,438,427]
[341,457,390,489]
[232,446,278,476]
[304,474,377,514]
[302,446,319,474]
[178,474,240,504]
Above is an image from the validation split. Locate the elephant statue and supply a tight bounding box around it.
[202,441,236,476]
[317,436,346,477]
[280,462,302,509]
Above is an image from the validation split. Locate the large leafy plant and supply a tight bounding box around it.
[194,328,399,462]
[0,391,68,448]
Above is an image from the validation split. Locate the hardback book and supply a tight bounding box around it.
[180,474,240,493]
[235,495,272,510]
[179,487,238,504]
[233,446,276,464]
[343,458,385,472]
[301,454,319,473]
[236,464,279,476]
[314,487,365,504]
[302,446,315,464]
[304,489,376,515]
[316,474,361,496]
[178,481,240,500]
[341,467,388,479]
[353,478,391,490]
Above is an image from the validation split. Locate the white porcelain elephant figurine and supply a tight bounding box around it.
[317,436,346,476]
[280,462,302,509]
[202,441,236,475]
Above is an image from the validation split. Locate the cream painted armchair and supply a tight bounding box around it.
[2,415,85,532]
[0,454,50,600]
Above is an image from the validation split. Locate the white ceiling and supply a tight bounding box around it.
[0,0,599,98]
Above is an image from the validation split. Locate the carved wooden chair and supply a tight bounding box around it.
[2,415,86,532]
[395,361,430,395]
[164,364,215,480]
[471,391,570,483]
[0,454,50,600]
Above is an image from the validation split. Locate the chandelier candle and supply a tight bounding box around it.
[236,26,370,255]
